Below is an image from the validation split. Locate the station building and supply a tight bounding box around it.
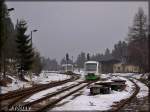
[98,55,140,73]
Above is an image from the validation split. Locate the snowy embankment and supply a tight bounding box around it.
[31,72,70,84]
[0,72,70,94]
[112,73,149,80]
[51,76,135,111]
[132,79,149,98]
[0,75,32,94]
[112,73,149,98]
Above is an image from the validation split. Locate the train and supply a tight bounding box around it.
[84,61,101,80]
[60,64,74,74]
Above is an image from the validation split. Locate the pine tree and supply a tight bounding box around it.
[128,8,147,42]
[0,0,7,74]
[127,8,148,72]
[112,41,128,61]
[87,53,90,61]
[16,19,34,81]
[60,57,73,65]
[66,53,69,63]
[76,52,86,68]
[104,48,110,56]
[0,1,16,77]
[0,0,6,52]
[32,50,42,75]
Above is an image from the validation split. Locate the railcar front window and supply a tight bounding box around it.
[85,64,97,71]
[67,66,72,71]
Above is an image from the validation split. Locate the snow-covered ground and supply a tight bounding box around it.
[132,79,149,98]
[50,73,149,111]
[1,72,149,111]
[31,72,70,84]
[24,79,83,102]
[112,73,149,80]
[1,75,32,94]
[0,71,70,94]
[51,76,135,111]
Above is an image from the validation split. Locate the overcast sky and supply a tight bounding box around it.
[6,2,148,63]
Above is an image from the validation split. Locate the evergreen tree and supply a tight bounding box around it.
[104,48,111,56]
[0,0,7,54]
[66,53,69,63]
[32,50,42,75]
[60,57,73,65]
[87,53,90,61]
[0,1,16,77]
[112,41,128,61]
[49,59,58,71]
[16,19,34,81]
[60,58,66,65]
[127,8,148,42]
[0,1,7,74]
[76,52,86,68]
[127,8,148,72]
[91,53,103,61]
[41,57,58,71]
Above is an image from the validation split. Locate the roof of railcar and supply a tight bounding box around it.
[61,64,73,66]
[85,61,99,64]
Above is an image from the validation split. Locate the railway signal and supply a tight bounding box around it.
[66,53,69,72]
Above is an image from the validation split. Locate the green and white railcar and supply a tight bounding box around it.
[84,61,101,80]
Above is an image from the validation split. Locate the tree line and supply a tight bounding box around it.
[0,1,43,81]
[68,8,149,72]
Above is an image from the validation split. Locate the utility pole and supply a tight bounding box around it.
[30,29,37,84]
[72,56,73,71]
[66,53,69,72]
[30,29,38,47]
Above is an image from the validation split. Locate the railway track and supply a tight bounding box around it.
[0,74,80,111]
[110,78,140,112]
[1,75,141,112]
[7,80,94,112]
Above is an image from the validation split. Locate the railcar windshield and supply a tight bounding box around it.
[61,65,73,71]
[85,63,97,71]
[67,65,73,71]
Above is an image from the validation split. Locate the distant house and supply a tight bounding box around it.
[98,55,120,74]
[113,63,140,73]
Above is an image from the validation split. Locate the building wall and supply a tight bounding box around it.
[113,63,124,73]
[101,62,114,73]
[113,63,140,73]
[124,65,139,73]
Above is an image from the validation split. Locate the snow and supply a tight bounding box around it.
[73,69,84,75]
[49,83,87,100]
[112,73,135,77]
[0,75,32,94]
[131,74,143,79]
[112,73,149,80]
[101,73,111,79]
[24,79,83,102]
[51,76,135,111]
[31,72,70,84]
[132,79,149,98]
[1,72,148,111]
[0,72,70,94]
